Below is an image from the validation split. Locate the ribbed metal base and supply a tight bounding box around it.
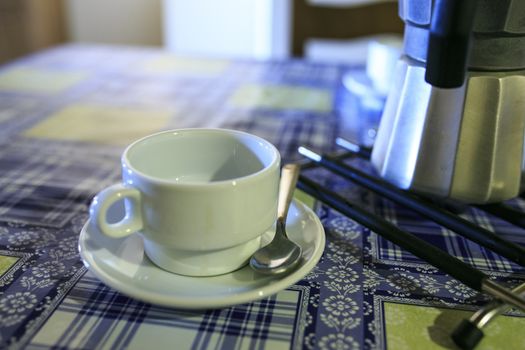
[371,57,525,203]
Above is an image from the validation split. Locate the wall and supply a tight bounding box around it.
[163,0,291,59]
[64,0,162,46]
[0,0,65,64]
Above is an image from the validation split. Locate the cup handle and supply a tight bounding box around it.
[89,183,143,238]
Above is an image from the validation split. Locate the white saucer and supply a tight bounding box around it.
[78,199,325,309]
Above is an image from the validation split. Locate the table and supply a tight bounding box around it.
[0,44,523,349]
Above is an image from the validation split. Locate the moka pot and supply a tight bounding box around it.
[371,0,525,203]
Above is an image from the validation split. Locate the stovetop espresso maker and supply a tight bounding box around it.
[371,0,525,203]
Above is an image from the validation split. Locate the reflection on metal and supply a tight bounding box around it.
[371,57,525,203]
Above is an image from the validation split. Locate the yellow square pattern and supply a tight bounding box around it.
[31,287,300,349]
[30,309,79,347]
[0,68,87,94]
[229,84,332,112]
[23,104,171,145]
[0,255,19,277]
[142,55,230,76]
[384,302,525,349]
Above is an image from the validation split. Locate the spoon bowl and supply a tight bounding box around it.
[250,220,302,274]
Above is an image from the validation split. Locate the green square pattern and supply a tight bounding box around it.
[384,302,525,349]
[0,255,19,277]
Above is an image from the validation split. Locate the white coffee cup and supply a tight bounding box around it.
[89,128,280,276]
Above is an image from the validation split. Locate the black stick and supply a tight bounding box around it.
[298,175,486,290]
[337,138,525,244]
[476,203,525,230]
[297,175,525,311]
[298,147,525,267]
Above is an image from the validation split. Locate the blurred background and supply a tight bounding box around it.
[0,0,402,65]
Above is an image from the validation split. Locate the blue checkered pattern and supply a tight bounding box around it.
[226,111,338,162]
[1,44,524,350]
[373,198,524,273]
[0,141,119,228]
[25,272,317,350]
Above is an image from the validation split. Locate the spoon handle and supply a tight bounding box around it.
[277,164,301,222]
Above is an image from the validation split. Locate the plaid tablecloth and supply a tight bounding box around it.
[0,44,523,349]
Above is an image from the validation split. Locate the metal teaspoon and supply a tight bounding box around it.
[249,163,302,275]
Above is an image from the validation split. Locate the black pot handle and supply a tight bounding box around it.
[425,0,478,88]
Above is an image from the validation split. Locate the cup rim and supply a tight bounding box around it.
[121,128,280,187]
